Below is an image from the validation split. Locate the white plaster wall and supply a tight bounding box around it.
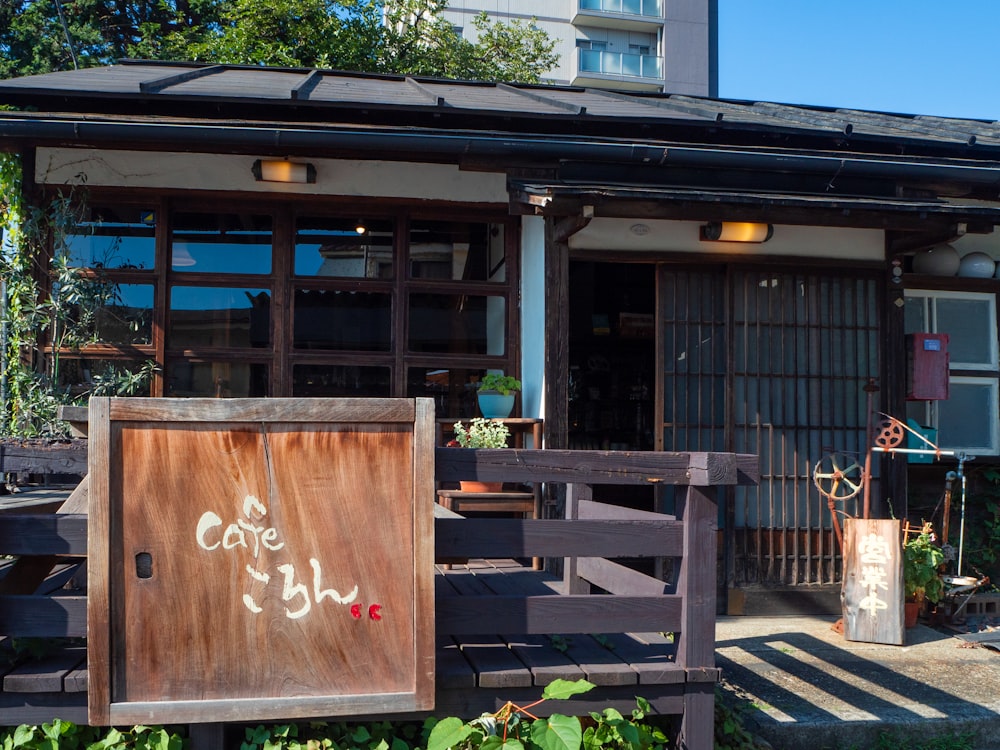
[520,216,546,429]
[569,218,885,261]
[34,148,508,204]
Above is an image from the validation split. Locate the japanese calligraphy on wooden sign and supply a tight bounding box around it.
[841,518,904,645]
[88,398,436,725]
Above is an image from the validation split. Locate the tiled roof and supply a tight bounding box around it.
[1,60,997,153]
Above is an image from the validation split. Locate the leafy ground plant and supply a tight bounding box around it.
[428,678,597,750]
[0,720,184,749]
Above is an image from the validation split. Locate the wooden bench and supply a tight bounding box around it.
[0,436,757,750]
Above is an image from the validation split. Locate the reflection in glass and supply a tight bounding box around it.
[293,289,391,350]
[408,293,505,354]
[166,360,269,397]
[64,205,156,269]
[295,217,394,278]
[95,283,154,346]
[168,286,270,348]
[56,359,153,395]
[936,298,994,367]
[171,212,272,273]
[57,279,154,347]
[409,221,505,281]
[407,367,483,418]
[293,365,391,396]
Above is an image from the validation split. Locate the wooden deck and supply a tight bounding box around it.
[0,555,690,725]
[0,425,758,748]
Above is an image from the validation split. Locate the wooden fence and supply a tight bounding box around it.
[0,434,757,750]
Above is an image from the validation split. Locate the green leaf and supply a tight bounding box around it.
[427,717,473,750]
[11,726,35,749]
[617,722,640,747]
[600,708,625,725]
[541,678,595,701]
[530,715,582,750]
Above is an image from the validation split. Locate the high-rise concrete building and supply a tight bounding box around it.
[440,0,717,94]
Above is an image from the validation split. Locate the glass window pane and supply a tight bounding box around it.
[904,296,928,334]
[171,212,272,273]
[294,217,394,278]
[293,289,391,351]
[407,367,484,418]
[408,293,505,354]
[64,204,156,270]
[169,286,270,349]
[292,365,391,396]
[95,283,154,346]
[166,360,269,397]
[936,378,998,453]
[935,297,996,367]
[409,221,505,282]
[57,359,154,396]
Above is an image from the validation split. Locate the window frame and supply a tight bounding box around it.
[904,288,1000,455]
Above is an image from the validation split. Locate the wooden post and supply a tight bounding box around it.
[563,482,592,595]
[673,484,719,750]
[841,518,904,645]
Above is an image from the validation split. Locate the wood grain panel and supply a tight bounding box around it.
[107,397,415,423]
[88,397,434,725]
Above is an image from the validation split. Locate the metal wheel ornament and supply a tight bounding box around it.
[812,453,864,501]
[873,417,905,450]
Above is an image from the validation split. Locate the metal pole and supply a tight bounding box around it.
[862,378,879,520]
[957,453,973,576]
[942,470,956,547]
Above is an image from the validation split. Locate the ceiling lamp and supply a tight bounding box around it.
[252,159,316,184]
[700,222,773,243]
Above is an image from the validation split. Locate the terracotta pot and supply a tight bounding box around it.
[904,600,920,628]
[459,481,503,493]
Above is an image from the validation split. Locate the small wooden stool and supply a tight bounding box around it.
[435,490,536,517]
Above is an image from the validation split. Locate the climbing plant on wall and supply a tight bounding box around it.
[0,154,156,438]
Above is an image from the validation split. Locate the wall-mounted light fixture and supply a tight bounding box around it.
[355,220,368,235]
[251,159,317,184]
[700,221,773,243]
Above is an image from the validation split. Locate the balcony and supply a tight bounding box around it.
[573,0,663,30]
[573,48,664,91]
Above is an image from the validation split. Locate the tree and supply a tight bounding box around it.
[0,1,558,83]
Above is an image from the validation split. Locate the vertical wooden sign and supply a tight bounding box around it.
[841,518,904,645]
[88,398,435,725]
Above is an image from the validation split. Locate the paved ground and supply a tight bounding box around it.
[715,615,1000,750]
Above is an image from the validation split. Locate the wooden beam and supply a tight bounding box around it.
[434,448,760,485]
[436,594,682,635]
[435,518,683,558]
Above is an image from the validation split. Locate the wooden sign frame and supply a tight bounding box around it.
[841,518,904,645]
[88,398,436,725]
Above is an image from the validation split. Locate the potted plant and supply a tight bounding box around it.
[903,523,945,627]
[477,373,521,418]
[451,417,510,492]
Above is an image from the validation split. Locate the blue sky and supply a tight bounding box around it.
[717,0,1000,121]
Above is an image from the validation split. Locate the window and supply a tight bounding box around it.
[53,198,519,415]
[905,290,999,454]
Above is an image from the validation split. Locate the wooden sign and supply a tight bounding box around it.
[88,398,435,725]
[841,518,904,645]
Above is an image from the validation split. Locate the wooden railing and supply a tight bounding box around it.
[1,439,757,750]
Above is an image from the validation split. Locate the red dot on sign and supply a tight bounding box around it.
[369,604,382,621]
[350,604,362,619]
